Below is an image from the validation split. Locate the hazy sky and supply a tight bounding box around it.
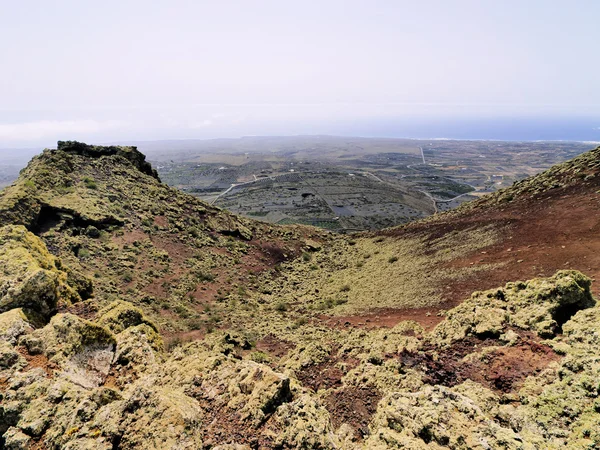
[1,0,599,146]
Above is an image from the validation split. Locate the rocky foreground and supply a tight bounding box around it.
[2,143,600,449]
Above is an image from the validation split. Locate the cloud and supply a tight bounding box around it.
[0,119,125,141]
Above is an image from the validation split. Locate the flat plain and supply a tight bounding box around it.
[147,136,593,230]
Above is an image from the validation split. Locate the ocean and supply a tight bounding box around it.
[333,116,600,142]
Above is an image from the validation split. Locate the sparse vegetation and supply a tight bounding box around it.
[1,142,600,449]
[82,176,97,189]
[274,301,289,312]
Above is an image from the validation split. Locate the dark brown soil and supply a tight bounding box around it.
[255,334,296,359]
[153,215,168,227]
[16,346,55,377]
[325,384,382,439]
[399,331,560,393]
[59,300,99,320]
[296,346,360,392]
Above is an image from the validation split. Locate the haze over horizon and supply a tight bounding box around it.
[1,0,599,147]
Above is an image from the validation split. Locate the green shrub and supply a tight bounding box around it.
[196,271,215,282]
[274,301,289,312]
[83,176,97,189]
[249,351,270,363]
[388,256,398,263]
[121,272,133,283]
[187,318,203,330]
[293,317,308,328]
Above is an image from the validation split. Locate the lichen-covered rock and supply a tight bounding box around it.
[0,341,23,370]
[2,427,31,450]
[61,438,112,450]
[0,225,86,318]
[0,308,32,345]
[562,306,600,347]
[431,270,594,344]
[367,385,526,449]
[97,300,158,335]
[207,214,253,241]
[57,140,160,180]
[268,394,336,449]
[91,383,203,449]
[20,313,115,361]
[18,313,116,388]
[227,362,292,425]
[114,323,163,377]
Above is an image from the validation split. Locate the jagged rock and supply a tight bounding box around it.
[0,225,85,318]
[62,438,112,450]
[212,445,252,450]
[207,214,253,241]
[91,383,204,449]
[268,394,335,449]
[227,362,292,425]
[562,306,600,346]
[431,270,594,343]
[19,314,116,387]
[0,341,22,369]
[97,300,158,335]
[114,323,163,375]
[0,309,33,345]
[2,427,31,450]
[57,141,160,180]
[367,385,525,449]
[19,313,115,361]
[84,225,101,238]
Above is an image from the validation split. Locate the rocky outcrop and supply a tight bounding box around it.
[56,141,160,180]
[0,225,89,319]
[431,270,594,344]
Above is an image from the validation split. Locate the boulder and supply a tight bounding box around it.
[0,225,87,319]
[0,309,33,345]
[97,300,158,335]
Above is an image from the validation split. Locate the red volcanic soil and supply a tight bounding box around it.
[325,384,382,439]
[295,345,360,392]
[339,170,600,330]
[416,180,600,304]
[318,306,446,332]
[399,329,560,393]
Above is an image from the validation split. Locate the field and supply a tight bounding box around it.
[147,136,593,230]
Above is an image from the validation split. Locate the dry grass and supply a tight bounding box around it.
[262,225,504,316]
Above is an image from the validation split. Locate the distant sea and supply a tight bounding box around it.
[335,116,600,142]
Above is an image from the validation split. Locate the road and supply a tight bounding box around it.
[210,173,280,204]
[358,170,438,214]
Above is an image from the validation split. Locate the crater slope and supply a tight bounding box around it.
[1,142,600,449]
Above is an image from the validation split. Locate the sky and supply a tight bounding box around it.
[1,0,599,147]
